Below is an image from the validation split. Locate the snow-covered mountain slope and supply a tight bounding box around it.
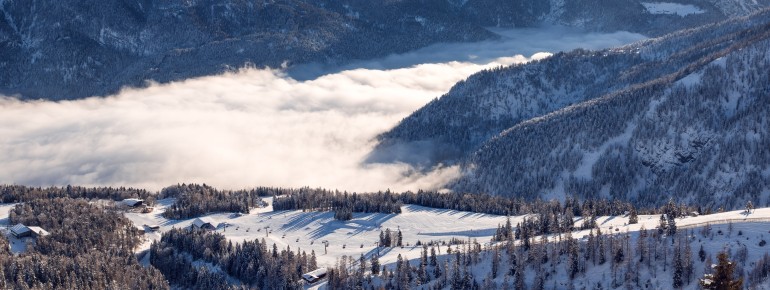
[455,16,770,208]
[373,9,770,166]
[462,0,770,34]
[116,199,770,289]
[354,211,770,290]
[2,0,768,100]
[376,9,770,209]
[0,0,495,100]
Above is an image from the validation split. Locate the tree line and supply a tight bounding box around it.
[0,184,154,204]
[273,188,696,224]
[160,184,269,219]
[1,184,698,225]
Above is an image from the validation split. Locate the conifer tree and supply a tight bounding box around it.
[667,215,677,237]
[433,257,443,280]
[684,241,694,284]
[492,247,500,278]
[359,254,367,276]
[658,215,667,237]
[514,260,525,290]
[628,207,638,224]
[310,250,318,270]
[598,233,606,265]
[673,249,683,289]
[371,253,380,275]
[568,233,580,279]
[700,251,743,290]
[430,246,438,267]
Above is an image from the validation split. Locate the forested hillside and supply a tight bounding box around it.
[1,198,168,289]
[325,219,770,290]
[0,0,494,100]
[2,0,768,100]
[376,8,770,210]
[456,11,770,209]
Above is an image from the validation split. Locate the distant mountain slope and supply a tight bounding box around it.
[461,0,770,34]
[0,0,494,100]
[373,7,770,165]
[1,0,768,100]
[376,9,770,209]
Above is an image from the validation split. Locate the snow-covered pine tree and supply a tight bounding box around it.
[673,245,683,288]
[667,215,677,237]
[371,254,380,276]
[430,246,438,267]
[492,247,500,278]
[700,251,743,290]
[628,207,638,224]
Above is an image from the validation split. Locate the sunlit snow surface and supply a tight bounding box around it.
[4,200,770,289]
[642,2,705,16]
[123,198,770,269]
[116,198,770,290]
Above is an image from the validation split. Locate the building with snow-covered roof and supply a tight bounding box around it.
[10,224,30,238]
[302,268,327,284]
[192,217,217,230]
[10,224,49,238]
[144,224,160,231]
[122,198,144,207]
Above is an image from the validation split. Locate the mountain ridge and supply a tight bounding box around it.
[375,8,770,208]
[2,0,768,100]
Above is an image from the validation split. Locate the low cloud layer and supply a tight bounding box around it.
[0,28,645,192]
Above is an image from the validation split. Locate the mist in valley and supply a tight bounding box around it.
[0,27,645,192]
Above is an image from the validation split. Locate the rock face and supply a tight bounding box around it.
[375,9,770,208]
[2,0,767,100]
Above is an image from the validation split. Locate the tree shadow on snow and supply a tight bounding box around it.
[402,205,500,219]
[305,213,398,240]
[417,228,497,238]
[279,211,332,232]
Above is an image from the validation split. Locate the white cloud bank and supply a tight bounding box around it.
[0,28,645,192]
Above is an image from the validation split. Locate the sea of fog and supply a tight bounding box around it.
[0,27,645,192]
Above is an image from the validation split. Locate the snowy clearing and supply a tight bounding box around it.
[125,197,518,267]
[120,198,770,270]
[642,2,705,16]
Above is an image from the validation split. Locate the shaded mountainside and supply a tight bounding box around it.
[1,0,768,100]
[373,7,770,165]
[376,9,770,209]
[463,0,765,33]
[0,0,494,100]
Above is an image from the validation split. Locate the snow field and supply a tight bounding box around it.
[641,2,706,16]
[125,198,521,267]
[124,197,770,271]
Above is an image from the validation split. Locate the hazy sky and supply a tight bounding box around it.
[0,28,645,192]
